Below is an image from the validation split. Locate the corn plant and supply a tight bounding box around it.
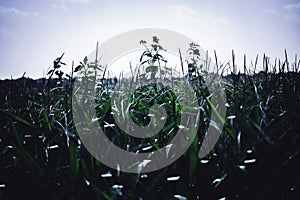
[0,41,299,199]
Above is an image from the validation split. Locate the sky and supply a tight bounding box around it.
[0,0,299,79]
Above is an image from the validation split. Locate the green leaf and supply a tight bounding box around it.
[84,56,88,64]
[74,65,82,72]
[91,184,113,200]
[145,169,167,194]
[70,142,79,179]
[10,121,43,176]
[189,129,198,184]
[152,36,159,43]
[140,40,146,44]
[205,97,226,125]
[0,110,37,129]
[146,65,158,73]
[47,69,54,75]
[41,110,52,131]
[80,159,90,179]
[140,51,152,62]
[141,60,148,65]
[266,111,289,135]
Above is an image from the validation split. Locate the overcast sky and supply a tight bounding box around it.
[0,0,299,79]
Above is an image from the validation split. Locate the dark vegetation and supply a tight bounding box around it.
[0,40,299,199]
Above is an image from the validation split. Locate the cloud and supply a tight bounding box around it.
[284,2,300,12]
[262,8,276,15]
[52,0,93,10]
[66,0,93,3]
[170,4,228,25]
[170,4,197,17]
[0,5,29,16]
[284,2,300,23]
[0,5,39,17]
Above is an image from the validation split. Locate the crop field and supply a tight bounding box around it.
[0,44,300,199]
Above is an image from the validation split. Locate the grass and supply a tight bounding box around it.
[0,39,299,199]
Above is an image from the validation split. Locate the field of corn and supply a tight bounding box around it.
[0,40,300,199]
